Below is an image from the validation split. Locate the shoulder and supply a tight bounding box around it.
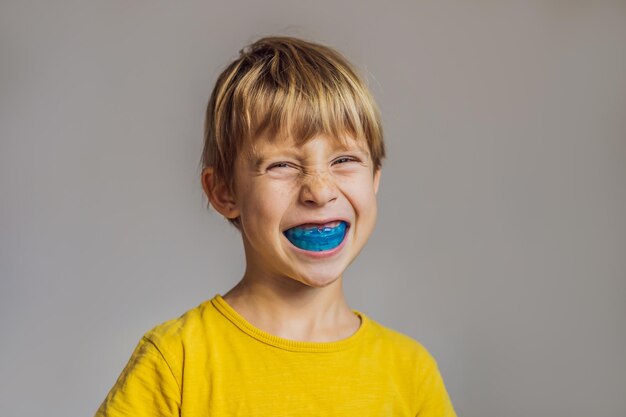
[359,315,457,415]
[140,298,218,364]
[361,314,439,370]
[94,303,217,417]
[145,298,213,335]
[353,313,458,414]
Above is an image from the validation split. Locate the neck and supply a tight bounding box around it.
[222,271,360,342]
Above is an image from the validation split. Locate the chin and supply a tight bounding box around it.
[294,269,344,288]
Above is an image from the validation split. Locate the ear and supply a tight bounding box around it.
[201,167,240,219]
[373,168,382,195]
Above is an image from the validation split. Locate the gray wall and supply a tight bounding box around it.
[1,1,625,416]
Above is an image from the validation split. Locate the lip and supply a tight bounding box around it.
[283,223,350,258]
[282,217,352,231]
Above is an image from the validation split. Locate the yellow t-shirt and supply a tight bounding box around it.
[95,295,456,417]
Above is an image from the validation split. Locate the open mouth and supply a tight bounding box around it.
[283,220,349,252]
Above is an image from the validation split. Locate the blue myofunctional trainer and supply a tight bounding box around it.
[284,221,348,252]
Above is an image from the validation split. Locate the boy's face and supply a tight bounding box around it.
[228,134,381,288]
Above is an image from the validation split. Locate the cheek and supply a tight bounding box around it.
[241,182,294,223]
[341,176,378,208]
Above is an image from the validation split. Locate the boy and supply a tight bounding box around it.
[95,36,456,416]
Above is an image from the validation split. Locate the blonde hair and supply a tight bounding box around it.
[201,36,385,227]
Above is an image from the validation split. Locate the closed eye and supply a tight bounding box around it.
[332,156,358,165]
[267,161,298,170]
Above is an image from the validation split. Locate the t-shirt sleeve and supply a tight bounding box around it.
[94,336,181,417]
[415,357,457,417]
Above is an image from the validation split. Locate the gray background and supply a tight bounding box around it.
[1,1,625,416]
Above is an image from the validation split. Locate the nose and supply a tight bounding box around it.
[299,170,338,207]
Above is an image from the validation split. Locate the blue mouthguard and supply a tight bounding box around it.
[284,221,348,252]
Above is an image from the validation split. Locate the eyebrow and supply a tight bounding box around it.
[250,155,268,171]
